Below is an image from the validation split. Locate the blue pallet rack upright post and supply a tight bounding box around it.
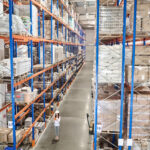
[42,10,46,126]
[30,0,35,147]
[118,0,127,149]
[94,0,99,149]
[128,0,137,150]
[38,9,41,64]
[51,0,54,113]
[9,0,16,149]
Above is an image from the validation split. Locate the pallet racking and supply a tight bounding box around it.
[0,0,86,149]
[95,0,150,150]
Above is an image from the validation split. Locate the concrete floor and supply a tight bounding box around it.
[34,62,93,150]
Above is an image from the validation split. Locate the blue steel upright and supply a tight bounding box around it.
[42,10,46,124]
[30,1,35,146]
[94,0,99,149]
[57,0,59,40]
[128,0,137,150]
[118,0,127,150]
[38,10,41,64]
[51,0,54,112]
[9,0,16,149]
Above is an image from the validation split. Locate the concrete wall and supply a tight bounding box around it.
[85,29,95,62]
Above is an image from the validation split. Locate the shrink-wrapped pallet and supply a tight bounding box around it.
[0,58,31,77]
[0,14,29,35]
[14,4,38,36]
[99,6,123,35]
[97,100,120,132]
[128,94,150,139]
[93,45,131,84]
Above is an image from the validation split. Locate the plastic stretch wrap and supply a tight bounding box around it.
[128,94,150,140]
[14,4,38,36]
[0,58,31,77]
[97,100,120,132]
[93,45,131,84]
[17,45,28,57]
[0,14,29,35]
[99,6,123,34]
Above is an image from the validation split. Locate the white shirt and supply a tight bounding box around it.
[54,117,61,127]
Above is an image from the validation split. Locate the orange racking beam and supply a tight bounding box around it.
[15,63,76,121]
[31,0,85,40]
[0,55,81,113]
[15,64,74,119]
[16,109,31,124]
[16,62,83,148]
[0,103,11,113]
[0,35,85,46]
[3,1,85,38]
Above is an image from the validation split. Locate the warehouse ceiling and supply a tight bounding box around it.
[70,0,118,29]
[69,0,136,29]
[70,0,96,29]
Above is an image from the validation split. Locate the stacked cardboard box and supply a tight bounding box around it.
[8,129,24,143]
[6,87,38,104]
[0,58,31,77]
[126,66,150,83]
[0,128,11,143]
[41,20,56,40]
[128,94,150,140]
[130,3,150,34]
[126,46,150,141]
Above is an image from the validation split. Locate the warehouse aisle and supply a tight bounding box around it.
[34,62,93,150]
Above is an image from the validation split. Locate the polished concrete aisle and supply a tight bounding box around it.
[34,62,93,150]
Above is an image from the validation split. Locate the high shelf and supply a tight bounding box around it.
[94,0,150,150]
[0,0,85,149]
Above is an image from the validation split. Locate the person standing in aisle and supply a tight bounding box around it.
[54,110,61,141]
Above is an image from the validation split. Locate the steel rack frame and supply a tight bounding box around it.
[95,0,139,150]
[0,0,86,149]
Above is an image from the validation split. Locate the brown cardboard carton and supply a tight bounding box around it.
[0,128,11,143]
[135,56,150,65]
[8,129,24,143]
[126,66,149,83]
[135,46,150,56]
